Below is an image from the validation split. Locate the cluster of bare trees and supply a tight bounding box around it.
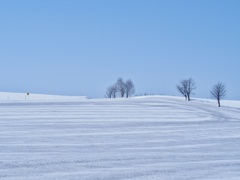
[106,78,135,98]
[176,78,196,101]
[177,78,227,107]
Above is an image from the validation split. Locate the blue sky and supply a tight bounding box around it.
[0,0,239,99]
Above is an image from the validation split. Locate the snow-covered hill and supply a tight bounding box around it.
[0,94,240,179]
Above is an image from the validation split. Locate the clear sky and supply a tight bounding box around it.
[0,0,239,99]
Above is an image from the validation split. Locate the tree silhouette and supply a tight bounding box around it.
[210,82,226,107]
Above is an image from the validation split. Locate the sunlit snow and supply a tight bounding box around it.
[0,93,240,179]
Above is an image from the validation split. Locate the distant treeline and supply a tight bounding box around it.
[106,77,227,107]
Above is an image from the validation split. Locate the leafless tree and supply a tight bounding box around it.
[117,78,126,98]
[176,78,196,101]
[210,82,226,107]
[176,79,188,100]
[125,79,135,98]
[105,86,113,98]
[111,84,118,98]
[186,78,196,101]
[105,84,118,98]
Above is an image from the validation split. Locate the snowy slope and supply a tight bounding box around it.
[191,97,240,109]
[0,94,240,179]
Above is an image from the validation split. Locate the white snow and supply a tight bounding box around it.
[0,92,87,101]
[0,93,240,179]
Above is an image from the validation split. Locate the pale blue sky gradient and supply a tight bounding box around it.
[0,0,239,99]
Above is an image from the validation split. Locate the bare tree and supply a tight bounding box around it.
[176,78,196,101]
[125,79,135,98]
[186,78,196,101]
[111,84,118,98]
[105,86,113,98]
[210,82,226,107]
[117,78,126,98]
[176,80,188,100]
[105,84,118,98]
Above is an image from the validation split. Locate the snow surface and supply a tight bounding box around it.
[0,92,87,101]
[0,93,240,179]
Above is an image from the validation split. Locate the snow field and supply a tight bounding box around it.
[0,94,240,179]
